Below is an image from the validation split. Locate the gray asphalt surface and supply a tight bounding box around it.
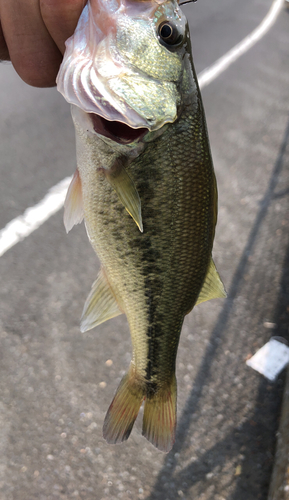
[0,1,289,499]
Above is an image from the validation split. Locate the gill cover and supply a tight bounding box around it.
[56,0,188,131]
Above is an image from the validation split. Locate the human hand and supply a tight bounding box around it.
[0,0,86,87]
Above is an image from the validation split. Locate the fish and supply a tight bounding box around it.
[56,0,226,452]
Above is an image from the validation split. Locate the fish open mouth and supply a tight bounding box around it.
[90,113,148,144]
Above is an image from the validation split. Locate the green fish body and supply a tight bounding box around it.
[57,0,225,452]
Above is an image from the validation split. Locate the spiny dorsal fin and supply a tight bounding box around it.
[63,169,84,233]
[103,157,143,232]
[195,258,227,306]
[80,268,123,333]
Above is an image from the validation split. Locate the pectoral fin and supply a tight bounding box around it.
[80,268,123,333]
[103,157,143,232]
[63,169,84,233]
[195,258,227,306]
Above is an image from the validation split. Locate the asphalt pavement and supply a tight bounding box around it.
[0,1,288,499]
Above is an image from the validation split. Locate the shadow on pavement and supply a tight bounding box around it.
[147,116,289,500]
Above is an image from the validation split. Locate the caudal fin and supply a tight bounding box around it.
[103,370,177,452]
[142,375,177,453]
[103,369,144,444]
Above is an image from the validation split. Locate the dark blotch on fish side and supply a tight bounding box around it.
[144,275,165,382]
[141,247,161,263]
[143,264,163,275]
[113,204,125,213]
[146,381,158,399]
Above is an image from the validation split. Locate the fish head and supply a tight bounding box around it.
[57,0,195,144]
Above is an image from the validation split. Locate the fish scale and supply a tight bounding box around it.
[77,97,215,387]
[57,0,226,452]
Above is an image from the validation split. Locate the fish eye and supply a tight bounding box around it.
[158,21,183,47]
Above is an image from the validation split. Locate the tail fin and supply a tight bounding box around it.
[103,368,145,444]
[142,375,177,453]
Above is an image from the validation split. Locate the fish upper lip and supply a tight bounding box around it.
[89,113,148,144]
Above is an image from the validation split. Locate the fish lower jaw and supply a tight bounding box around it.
[89,113,148,145]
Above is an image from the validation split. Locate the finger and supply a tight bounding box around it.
[0,20,9,60]
[40,0,87,55]
[0,0,62,87]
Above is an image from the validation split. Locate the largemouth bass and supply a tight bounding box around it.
[57,0,226,452]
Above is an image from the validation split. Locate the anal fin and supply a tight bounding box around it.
[195,258,227,306]
[64,169,84,233]
[80,268,123,333]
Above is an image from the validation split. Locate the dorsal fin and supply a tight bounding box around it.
[195,258,226,306]
[63,169,84,233]
[80,268,123,333]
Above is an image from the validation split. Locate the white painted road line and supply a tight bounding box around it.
[198,0,284,88]
[0,0,283,258]
[0,177,72,257]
